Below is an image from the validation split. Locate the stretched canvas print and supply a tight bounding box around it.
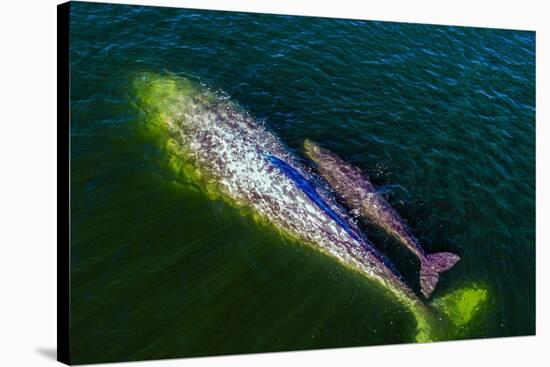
[57,1,536,365]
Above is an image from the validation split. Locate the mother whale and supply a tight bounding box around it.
[133,72,486,342]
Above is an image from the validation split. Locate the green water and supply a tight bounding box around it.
[69,2,535,364]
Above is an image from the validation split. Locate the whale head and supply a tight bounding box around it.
[133,72,217,134]
[304,139,331,163]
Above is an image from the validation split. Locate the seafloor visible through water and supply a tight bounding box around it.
[69,2,535,364]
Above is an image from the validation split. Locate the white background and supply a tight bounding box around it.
[0,0,546,366]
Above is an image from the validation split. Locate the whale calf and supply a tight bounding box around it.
[304,140,460,298]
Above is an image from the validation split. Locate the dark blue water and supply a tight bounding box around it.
[69,2,535,364]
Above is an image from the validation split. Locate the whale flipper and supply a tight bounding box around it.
[420,252,461,298]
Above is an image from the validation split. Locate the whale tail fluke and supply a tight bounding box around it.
[420,252,460,298]
[413,282,489,342]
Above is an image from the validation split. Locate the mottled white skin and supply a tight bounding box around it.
[157,84,429,316]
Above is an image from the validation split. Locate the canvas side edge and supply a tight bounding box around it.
[57,1,71,365]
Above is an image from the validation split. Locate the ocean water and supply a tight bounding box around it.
[69,2,535,364]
